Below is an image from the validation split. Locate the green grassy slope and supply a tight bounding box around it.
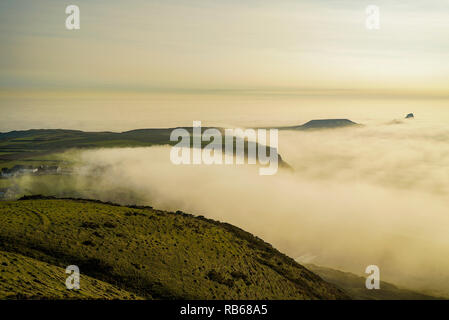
[306,264,443,300]
[0,197,348,300]
[0,250,141,299]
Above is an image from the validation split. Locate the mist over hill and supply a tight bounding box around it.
[0,126,288,171]
[305,264,443,300]
[2,118,449,298]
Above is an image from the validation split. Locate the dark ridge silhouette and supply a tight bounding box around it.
[0,127,291,170]
[278,119,359,131]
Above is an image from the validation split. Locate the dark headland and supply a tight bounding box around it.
[277,119,359,131]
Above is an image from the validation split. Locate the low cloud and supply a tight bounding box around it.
[15,120,449,297]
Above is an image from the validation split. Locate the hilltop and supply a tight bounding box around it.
[0,197,348,300]
[0,119,361,169]
[278,119,359,131]
[0,127,288,170]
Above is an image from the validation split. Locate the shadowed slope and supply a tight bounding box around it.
[0,197,348,300]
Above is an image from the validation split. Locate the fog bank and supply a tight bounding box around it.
[16,120,449,296]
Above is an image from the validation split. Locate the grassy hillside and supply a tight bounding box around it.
[0,128,287,169]
[0,197,348,300]
[306,264,443,300]
[0,250,140,300]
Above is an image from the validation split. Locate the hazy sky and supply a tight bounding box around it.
[3,1,449,295]
[1,0,449,96]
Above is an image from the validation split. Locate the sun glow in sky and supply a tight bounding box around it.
[0,0,448,131]
[1,0,448,94]
[2,2,449,295]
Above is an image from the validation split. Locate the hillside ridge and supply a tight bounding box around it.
[0,196,349,300]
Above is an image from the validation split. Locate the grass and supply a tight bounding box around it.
[0,197,348,300]
[0,250,140,300]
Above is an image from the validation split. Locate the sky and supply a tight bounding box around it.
[0,0,448,131]
[0,0,448,96]
[2,1,449,295]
